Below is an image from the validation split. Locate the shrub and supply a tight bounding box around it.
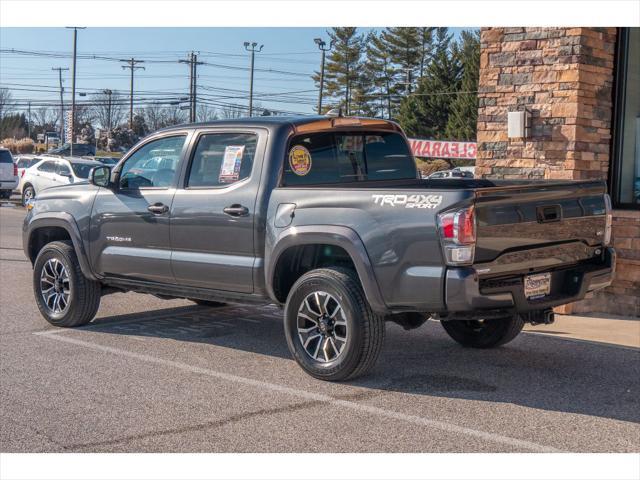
[0,137,35,154]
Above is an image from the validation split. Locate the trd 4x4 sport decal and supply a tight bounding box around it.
[371,194,443,209]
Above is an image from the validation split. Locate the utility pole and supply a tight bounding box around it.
[400,67,413,95]
[243,42,263,117]
[66,26,85,156]
[27,101,31,139]
[121,58,145,129]
[52,67,68,140]
[314,38,334,115]
[103,89,113,133]
[179,52,203,123]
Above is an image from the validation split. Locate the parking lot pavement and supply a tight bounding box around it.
[1,204,639,453]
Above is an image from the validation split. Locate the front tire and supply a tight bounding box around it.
[284,267,385,381]
[440,315,524,348]
[33,241,101,327]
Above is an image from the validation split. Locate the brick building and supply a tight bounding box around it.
[476,27,639,316]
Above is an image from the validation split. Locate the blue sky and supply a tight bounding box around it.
[1,27,465,117]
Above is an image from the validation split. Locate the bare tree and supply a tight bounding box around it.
[91,90,125,131]
[196,103,218,122]
[33,107,58,130]
[142,104,166,132]
[219,103,247,119]
[0,88,15,120]
[162,106,187,127]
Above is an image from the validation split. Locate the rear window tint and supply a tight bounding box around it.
[283,132,416,186]
[0,150,12,163]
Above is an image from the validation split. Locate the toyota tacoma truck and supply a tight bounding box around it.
[23,116,616,381]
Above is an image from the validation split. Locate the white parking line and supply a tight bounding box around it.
[34,330,561,453]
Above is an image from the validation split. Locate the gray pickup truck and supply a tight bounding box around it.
[23,116,616,380]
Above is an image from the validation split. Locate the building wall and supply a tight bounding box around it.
[476,27,639,317]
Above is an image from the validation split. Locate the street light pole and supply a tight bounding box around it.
[66,26,85,157]
[52,67,68,141]
[243,42,263,117]
[314,38,333,115]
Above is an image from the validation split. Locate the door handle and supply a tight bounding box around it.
[223,204,249,217]
[147,203,169,214]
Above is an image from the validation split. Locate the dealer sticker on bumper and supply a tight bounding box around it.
[524,272,551,299]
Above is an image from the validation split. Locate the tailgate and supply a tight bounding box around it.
[0,163,13,180]
[473,181,608,263]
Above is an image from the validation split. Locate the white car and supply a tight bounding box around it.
[21,156,101,206]
[14,155,43,193]
[0,148,19,199]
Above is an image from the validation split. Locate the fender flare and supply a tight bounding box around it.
[24,213,98,281]
[265,225,388,314]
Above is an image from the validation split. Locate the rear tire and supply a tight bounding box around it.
[22,184,35,206]
[284,267,385,381]
[33,241,101,327]
[440,315,524,348]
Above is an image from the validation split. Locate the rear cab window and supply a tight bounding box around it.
[282,131,417,186]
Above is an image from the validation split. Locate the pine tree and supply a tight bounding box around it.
[397,44,462,139]
[417,27,435,80]
[315,28,365,115]
[445,30,480,141]
[364,32,395,118]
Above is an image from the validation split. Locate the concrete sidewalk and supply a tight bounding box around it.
[525,314,640,349]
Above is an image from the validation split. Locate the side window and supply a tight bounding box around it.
[186,133,257,188]
[38,161,56,173]
[119,135,186,189]
[56,163,71,176]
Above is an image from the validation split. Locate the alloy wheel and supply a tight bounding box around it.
[297,291,348,363]
[40,258,71,315]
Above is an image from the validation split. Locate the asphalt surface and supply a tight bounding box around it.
[1,200,639,452]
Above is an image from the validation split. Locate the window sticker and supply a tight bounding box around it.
[219,145,245,183]
[289,145,312,176]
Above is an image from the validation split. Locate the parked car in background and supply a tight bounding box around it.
[428,168,475,179]
[15,155,44,195]
[0,148,18,199]
[21,156,101,206]
[93,156,120,166]
[46,143,96,157]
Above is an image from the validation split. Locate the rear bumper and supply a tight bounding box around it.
[445,247,616,314]
[0,179,18,190]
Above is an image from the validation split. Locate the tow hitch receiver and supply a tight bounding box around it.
[520,309,555,326]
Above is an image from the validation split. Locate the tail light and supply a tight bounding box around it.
[604,194,612,245]
[437,206,476,265]
[13,163,18,176]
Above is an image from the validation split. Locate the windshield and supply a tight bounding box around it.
[70,163,96,179]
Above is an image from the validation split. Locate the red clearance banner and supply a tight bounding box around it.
[408,138,477,160]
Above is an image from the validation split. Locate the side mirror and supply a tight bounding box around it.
[90,166,111,188]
